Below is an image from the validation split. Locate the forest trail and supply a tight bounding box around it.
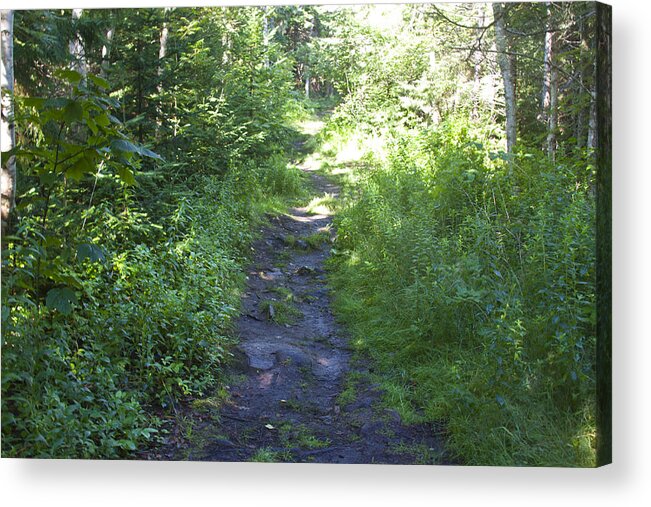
[155,129,450,464]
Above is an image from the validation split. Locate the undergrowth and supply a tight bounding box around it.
[323,115,597,467]
[1,147,308,459]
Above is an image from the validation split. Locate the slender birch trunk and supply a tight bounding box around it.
[492,2,517,153]
[1,9,15,236]
[586,1,598,150]
[155,9,171,138]
[542,3,557,159]
[541,4,552,119]
[471,3,486,121]
[69,9,87,82]
[262,6,270,68]
[101,27,114,79]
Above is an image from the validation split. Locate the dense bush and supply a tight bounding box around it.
[1,6,310,458]
[327,116,596,466]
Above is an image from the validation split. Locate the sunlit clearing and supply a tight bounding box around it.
[300,152,323,172]
[299,119,325,136]
[335,132,387,164]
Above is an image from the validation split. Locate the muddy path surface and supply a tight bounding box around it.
[152,141,451,465]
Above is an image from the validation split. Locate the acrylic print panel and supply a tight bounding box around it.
[0,1,611,467]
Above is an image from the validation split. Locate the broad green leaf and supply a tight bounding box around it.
[88,74,110,90]
[66,154,95,181]
[111,139,162,160]
[77,243,105,263]
[95,113,110,128]
[44,97,70,109]
[45,287,78,315]
[62,100,83,123]
[117,439,136,451]
[57,69,83,84]
[39,171,58,186]
[21,97,46,108]
[139,146,163,160]
[116,165,136,185]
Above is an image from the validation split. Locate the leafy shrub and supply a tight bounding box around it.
[327,115,597,466]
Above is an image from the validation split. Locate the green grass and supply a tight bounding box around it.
[250,447,293,463]
[328,259,596,467]
[305,193,337,215]
[337,371,365,407]
[259,298,302,325]
[389,441,445,465]
[278,422,330,450]
[304,229,332,249]
[318,117,596,467]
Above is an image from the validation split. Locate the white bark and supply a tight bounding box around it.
[472,3,486,120]
[101,27,114,78]
[1,9,15,235]
[158,21,169,89]
[262,6,270,68]
[587,88,597,149]
[492,2,517,153]
[543,3,557,158]
[587,22,598,150]
[69,8,87,81]
[156,12,170,137]
[541,3,553,117]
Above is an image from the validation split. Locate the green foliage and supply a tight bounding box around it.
[3,4,601,466]
[326,115,596,466]
[2,6,311,459]
[259,298,302,326]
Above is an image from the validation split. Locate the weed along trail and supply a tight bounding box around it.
[161,131,450,465]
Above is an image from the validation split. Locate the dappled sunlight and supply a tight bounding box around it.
[298,152,323,172]
[285,212,330,223]
[4,0,605,468]
[304,193,337,216]
[298,118,325,136]
[333,132,388,165]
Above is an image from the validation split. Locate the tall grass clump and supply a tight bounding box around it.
[328,116,597,466]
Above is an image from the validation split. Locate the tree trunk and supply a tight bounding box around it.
[586,3,598,150]
[492,2,517,154]
[1,9,15,237]
[542,3,558,159]
[158,23,169,75]
[471,3,485,121]
[69,9,87,82]
[575,4,590,148]
[101,27,114,79]
[262,6,270,68]
[156,18,169,136]
[547,62,558,159]
[541,3,552,119]
[304,67,310,99]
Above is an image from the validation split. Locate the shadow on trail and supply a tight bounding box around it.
[149,118,453,465]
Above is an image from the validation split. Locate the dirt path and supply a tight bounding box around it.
[153,135,450,465]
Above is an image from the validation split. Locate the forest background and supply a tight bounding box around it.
[0,0,648,505]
